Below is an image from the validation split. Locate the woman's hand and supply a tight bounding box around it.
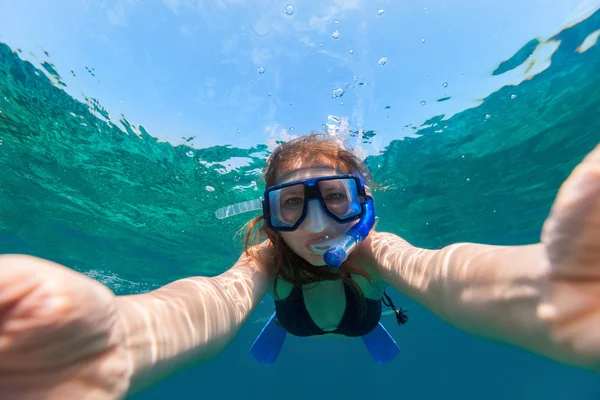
[539,143,600,370]
[0,255,131,399]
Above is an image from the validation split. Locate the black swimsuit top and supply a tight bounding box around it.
[274,280,382,337]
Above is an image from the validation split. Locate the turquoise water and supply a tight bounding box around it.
[1,7,600,400]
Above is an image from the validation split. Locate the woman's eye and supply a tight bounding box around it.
[325,193,345,201]
[284,197,302,206]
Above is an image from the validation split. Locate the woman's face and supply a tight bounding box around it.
[274,164,356,266]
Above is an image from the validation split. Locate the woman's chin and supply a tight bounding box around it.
[302,251,327,266]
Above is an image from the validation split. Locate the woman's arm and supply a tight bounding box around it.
[363,231,590,368]
[116,243,272,393]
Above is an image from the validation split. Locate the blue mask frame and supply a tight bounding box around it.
[261,174,367,232]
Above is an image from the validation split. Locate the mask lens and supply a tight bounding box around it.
[318,178,362,219]
[268,183,305,228]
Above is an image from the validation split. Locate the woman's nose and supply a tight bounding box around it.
[304,199,329,233]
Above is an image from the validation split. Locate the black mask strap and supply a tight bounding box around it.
[382,288,408,325]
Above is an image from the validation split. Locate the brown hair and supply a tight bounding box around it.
[239,132,376,302]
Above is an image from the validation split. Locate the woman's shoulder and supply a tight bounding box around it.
[242,241,285,298]
[350,267,387,299]
[243,240,274,269]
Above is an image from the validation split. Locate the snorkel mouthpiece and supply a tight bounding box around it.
[323,239,354,269]
[310,197,376,269]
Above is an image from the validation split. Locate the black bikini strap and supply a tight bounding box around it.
[382,287,408,325]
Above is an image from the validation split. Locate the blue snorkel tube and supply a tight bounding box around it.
[310,196,376,269]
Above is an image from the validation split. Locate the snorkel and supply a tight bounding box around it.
[309,195,375,269]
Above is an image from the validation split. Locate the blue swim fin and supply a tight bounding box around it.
[249,312,287,364]
[361,322,400,364]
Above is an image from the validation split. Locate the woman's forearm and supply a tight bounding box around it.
[370,232,584,367]
[115,252,270,393]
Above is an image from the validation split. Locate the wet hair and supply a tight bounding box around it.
[239,132,376,301]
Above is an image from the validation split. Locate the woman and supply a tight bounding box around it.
[0,133,598,399]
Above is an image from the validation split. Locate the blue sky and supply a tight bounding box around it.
[1,0,598,155]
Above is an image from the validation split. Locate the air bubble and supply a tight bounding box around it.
[186,150,194,157]
[442,82,448,88]
[510,94,517,99]
[334,20,340,25]
[206,186,215,192]
[420,101,426,106]
[385,114,389,118]
[268,92,272,96]
[332,30,340,39]
[378,57,388,65]
[485,114,491,119]
[332,88,345,98]
[284,5,294,15]
[289,127,295,131]
[349,49,354,55]
[236,128,241,133]
[421,38,426,43]
[377,9,384,16]
[257,67,265,74]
